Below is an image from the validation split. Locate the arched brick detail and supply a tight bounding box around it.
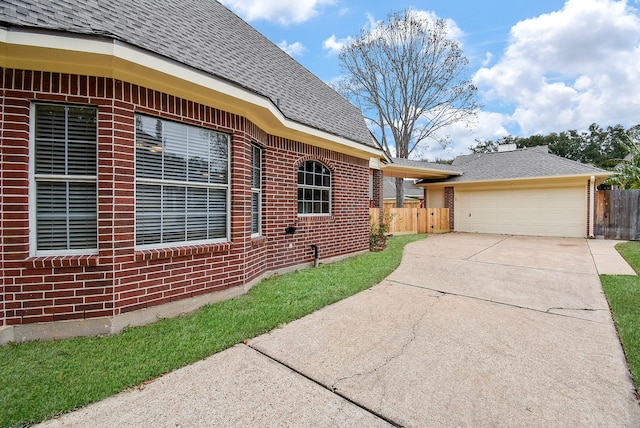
[294,155,336,173]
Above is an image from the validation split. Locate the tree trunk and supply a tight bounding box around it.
[395,177,405,208]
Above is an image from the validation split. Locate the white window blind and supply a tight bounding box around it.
[34,104,98,253]
[135,115,229,247]
[251,144,262,236]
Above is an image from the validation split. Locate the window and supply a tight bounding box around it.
[297,160,331,215]
[135,115,229,247]
[251,144,262,236]
[32,104,98,255]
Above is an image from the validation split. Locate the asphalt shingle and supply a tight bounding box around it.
[0,0,374,148]
[391,157,462,173]
[445,146,608,182]
[383,176,423,199]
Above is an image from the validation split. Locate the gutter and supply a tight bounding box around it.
[588,175,596,238]
[416,172,612,187]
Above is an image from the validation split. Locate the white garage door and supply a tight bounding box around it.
[454,186,587,238]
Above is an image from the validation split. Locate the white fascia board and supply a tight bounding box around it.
[381,164,462,178]
[2,27,382,158]
[441,172,612,186]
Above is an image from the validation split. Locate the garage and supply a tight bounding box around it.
[454,185,588,238]
[414,146,610,239]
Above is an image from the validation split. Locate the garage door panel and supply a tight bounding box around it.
[454,187,586,238]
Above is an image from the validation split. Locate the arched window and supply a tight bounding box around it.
[298,160,331,215]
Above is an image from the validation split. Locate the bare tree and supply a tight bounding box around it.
[334,10,479,207]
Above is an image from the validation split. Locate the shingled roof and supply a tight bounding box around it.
[391,157,461,173]
[383,177,424,199]
[0,0,375,148]
[420,146,609,183]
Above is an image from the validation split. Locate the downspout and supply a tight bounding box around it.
[588,176,595,238]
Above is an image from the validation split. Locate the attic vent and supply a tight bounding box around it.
[498,143,517,152]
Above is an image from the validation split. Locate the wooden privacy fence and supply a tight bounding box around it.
[382,200,421,210]
[595,189,640,241]
[370,207,450,234]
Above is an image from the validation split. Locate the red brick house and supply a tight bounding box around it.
[0,0,386,343]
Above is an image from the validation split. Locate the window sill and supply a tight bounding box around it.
[25,255,99,269]
[296,215,335,222]
[135,242,231,262]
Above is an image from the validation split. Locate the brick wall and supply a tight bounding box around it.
[0,67,371,331]
[371,170,383,208]
[444,187,455,230]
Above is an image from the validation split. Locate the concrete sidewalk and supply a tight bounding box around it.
[39,234,640,427]
[588,238,638,275]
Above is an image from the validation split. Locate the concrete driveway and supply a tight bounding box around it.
[40,234,640,427]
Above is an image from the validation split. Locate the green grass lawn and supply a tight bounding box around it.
[601,241,640,392]
[0,234,424,428]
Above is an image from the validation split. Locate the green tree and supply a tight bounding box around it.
[469,124,637,170]
[607,125,640,189]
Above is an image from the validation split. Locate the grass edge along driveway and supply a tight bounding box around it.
[601,241,640,396]
[0,234,425,428]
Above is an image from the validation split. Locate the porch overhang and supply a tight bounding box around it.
[381,163,461,180]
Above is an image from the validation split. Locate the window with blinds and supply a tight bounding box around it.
[297,160,331,215]
[33,104,98,254]
[135,115,229,247]
[251,144,262,236]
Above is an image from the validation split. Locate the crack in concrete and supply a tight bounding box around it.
[387,279,610,324]
[330,293,442,402]
[545,307,607,314]
[409,251,597,277]
[465,235,514,260]
[245,344,402,427]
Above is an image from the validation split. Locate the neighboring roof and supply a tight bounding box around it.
[0,0,374,148]
[382,157,462,179]
[392,157,461,172]
[383,177,423,199]
[436,146,610,183]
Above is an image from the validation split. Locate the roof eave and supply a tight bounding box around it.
[417,172,612,186]
[381,163,462,179]
[1,26,384,160]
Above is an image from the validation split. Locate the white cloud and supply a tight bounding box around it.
[219,0,335,25]
[323,34,352,55]
[360,10,465,45]
[410,10,465,45]
[278,40,306,57]
[473,0,640,135]
[324,9,465,56]
[414,111,513,161]
[481,52,493,67]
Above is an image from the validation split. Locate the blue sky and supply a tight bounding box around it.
[219,0,640,160]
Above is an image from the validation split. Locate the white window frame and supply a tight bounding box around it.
[297,160,332,216]
[134,114,230,249]
[251,144,262,237]
[29,103,98,257]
